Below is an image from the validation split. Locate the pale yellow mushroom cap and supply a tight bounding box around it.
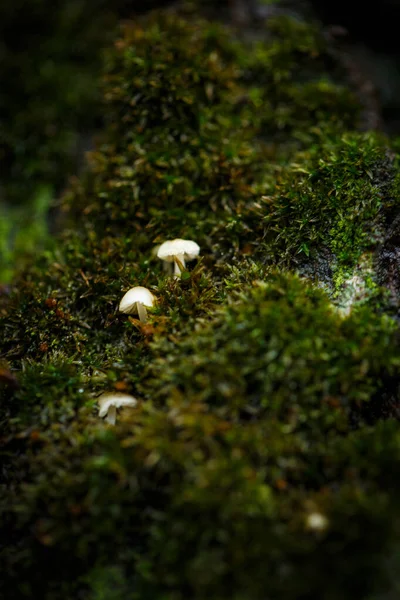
[118,286,155,315]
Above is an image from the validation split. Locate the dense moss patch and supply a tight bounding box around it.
[2,275,400,599]
[144,272,400,425]
[238,15,359,145]
[1,6,400,600]
[261,133,398,277]
[63,9,360,258]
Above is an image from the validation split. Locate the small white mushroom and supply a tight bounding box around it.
[118,286,155,322]
[97,392,138,425]
[157,238,200,278]
[306,512,329,532]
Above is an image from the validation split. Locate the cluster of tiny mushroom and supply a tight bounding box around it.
[97,238,200,424]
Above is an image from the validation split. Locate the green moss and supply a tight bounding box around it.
[0,4,359,282]
[4,361,88,427]
[63,10,359,255]
[261,133,397,279]
[239,16,359,145]
[1,7,400,600]
[144,272,399,425]
[2,275,400,599]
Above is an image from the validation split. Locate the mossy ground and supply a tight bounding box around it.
[1,5,400,599]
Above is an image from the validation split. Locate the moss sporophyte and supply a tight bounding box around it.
[2,6,400,600]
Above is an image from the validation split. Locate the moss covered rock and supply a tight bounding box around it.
[1,5,400,599]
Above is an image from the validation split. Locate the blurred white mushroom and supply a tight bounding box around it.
[157,238,200,278]
[306,512,329,532]
[119,286,155,322]
[97,392,138,425]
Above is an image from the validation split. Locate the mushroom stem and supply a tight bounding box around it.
[173,254,186,278]
[163,261,173,274]
[137,302,148,323]
[105,405,117,425]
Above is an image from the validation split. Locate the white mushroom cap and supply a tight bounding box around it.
[157,239,200,277]
[157,239,200,263]
[98,392,138,425]
[306,512,329,532]
[119,286,155,315]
